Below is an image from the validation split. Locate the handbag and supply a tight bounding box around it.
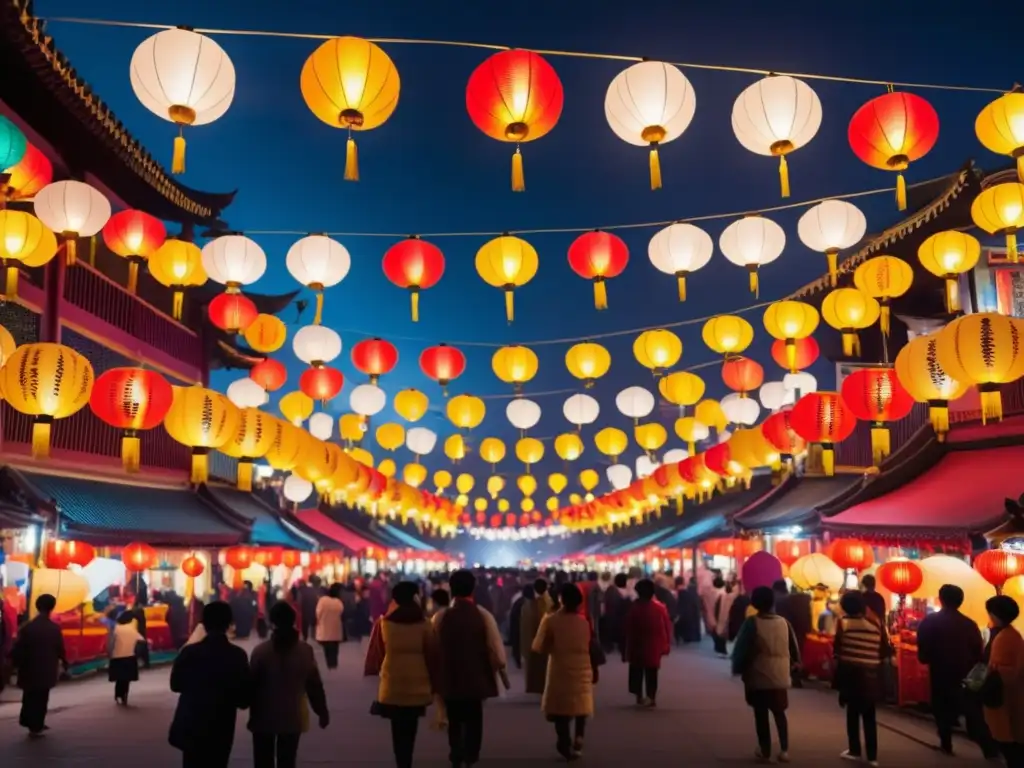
[964,663,1004,708]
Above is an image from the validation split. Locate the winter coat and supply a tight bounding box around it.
[314,597,344,642]
[917,607,984,692]
[985,625,1024,744]
[623,599,671,668]
[248,637,328,735]
[521,597,549,694]
[434,600,504,700]
[731,613,801,691]
[533,610,594,717]
[11,614,65,690]
[378,610,436,708]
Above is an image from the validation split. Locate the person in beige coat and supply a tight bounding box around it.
[315,583,345,670]
[532,583,594,761]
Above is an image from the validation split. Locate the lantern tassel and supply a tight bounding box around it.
[31,418,52,460]
[64,236,76,266]
[785,339,796,373]
[410,288,420,322]
[870,425,890,466]
[649,145,662,191]
[593,278,608,310]
[676,273,687,302]
[190,449,209,485]
[172,290,184,321]
[1008,232,1018,264]
[944,278,960,313]
[821,444,835,476]
[313,291,324,325]
[896,172,907,211]
[5,265,17,298]
[237,460,254,492]
[127,261,139,295]
[778,155,790,198]
[504,288,515,323]
[511,146,525,192]
[345,137,359,182]
[172,133,186,175]
[748,267,759,297]
[122,433,141,473]
[826,250,838,286]
[980,388,1003,425]
[928,403,949,441]
[881,305,891,335]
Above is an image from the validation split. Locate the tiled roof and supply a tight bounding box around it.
[733,475,860,532]
[205,486,315,550]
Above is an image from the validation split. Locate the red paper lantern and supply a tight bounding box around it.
[490,514,502,528]
[250,358,287,392]
[299,365,344,403]
[774,539,810,567]
[45,539,94,569]
[876,559,924,596]
[722,357,765,395]
[181,555,205,578]
[102,209,167,294]
[122,542,157,573]
[225,545,255,570]
[2,141,52,202]
[90,367,174,472]
[351,337,398,384]
[761,408,808,456]
[840,368,915,466]
[474,511,486,525]
[789,392,858,476]
[419,343,466,394]
[465,50,564,191]
[519,512,531,527]
[848,92,939,211]
[567,231,629,310]
[282,550,302,569]
[705,538,737,557]
[253,546,284,568]
[505,512,517,527]
[974,549,1024,591]
[771,337,819,373]
[830,538,875,571]
[382,237,445,322]
[703,442,737,477]
[209,292,258,334]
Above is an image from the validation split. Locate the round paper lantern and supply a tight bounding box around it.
[507,398,541,432]
[300,366,344,404]
[762,301,820,372]
[554,433,584,462]
[278,391,314,426]
[830,539,875,572]
[433,469,453,495]
[565,342,611,387]
[976,93,1024,182]
[492,345,539,392]
[635,455,659,479]
[674,416,710,453]
[250,358,287,392]
[595,427,629,461]
[349,383,386,418]
[224,545,255,571]
[567,230,629,310]
[34,180,110,265]
[616,386,655,422]
[797,200,867,285]
[148,238,207,320]
[841,367,915,465]
[658,371,705,408]
[789,552,844,591]
[972,182,1024,264]
[894,333,968,440]
[474,437,504,470]
[208,292,258,334]
[853,256,913,336]
[219,407,275,490]
[32,568,88,613]
[394,388,429,422]
[719,215,785,295]
[102,209,166,294]
[1,343,93,459]
[877,559,924,596]
[518,474,538,498]
[181,555,205,578]
[774,539,810,567]
[848,91,939,210]
[647,222,714,301]
[722,357,764,395]
[285,234,351,323]
[759,382,795,412]
[0,116,25,176]
[122,542,158,573]
[821,288,881,357]
[721,393,761,427]
[404,464,428,489]
[606,463,633,491]
[243,314,287,354]
[381,236,445,322]
[2,140,50,203]
[702,315,754,357]
[456,474,475,496]
[633,329,682,376]
[771,337,819,375]
[475,235,539,322]
[732,75,822,197]
[446,394,486,430]
[466,50,564,191]
[300,37,400,181]
[634,423,667,457]
[662,448,688,464]
[444,434,466,462]
[308,412,334,441]
[515,437,544,470]
[90,367,174,472]
[293,325,342,365]
[163,384,241,483]
[917,230,981,312]
[563,393,600,428]
[201,234,266,289]
[377,458,396,478]
[375,422,404,452]
[406,426,437,457]
[790,391,857,475]
[130,28,235,173]
[936,312,1024,423]
[46,539,94,569]
[696,399,729,431]
[0,210,58,298]
[605,61,696,190]
[283,474,314,505]
[974,549,1024,591]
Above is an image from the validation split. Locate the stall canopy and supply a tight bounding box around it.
[378,522,439,553]
[294,509,375,555]
[657,480,773,548]
[604,525,680,555]
[822,445,1024,541]
[734,475,861,533]
[205,486,316,550]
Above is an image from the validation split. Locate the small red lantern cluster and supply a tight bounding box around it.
[567,231,629,310]
[382,237,445,322]
[351,337,398,384]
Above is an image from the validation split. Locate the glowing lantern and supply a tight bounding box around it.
[181,555,205,578]
[877,559,924,597]
[616,386,655,422]
[350,384,386,420]
[674,417,709,454]
[758,382,794,413]
[635,423,668,458]
[0,210,57,298]
[916,230,980,313]
[595,427,628,462]
[163,384,241,483]
[731,75,822,198]
[420,344,466,395]
[797,200,867,285]
[722,357,764,396]
[102,210,166,294]
[382,236,445,322]
[433,470,452,495]
[774,539,810,567]
[0,116,26,179]
[633,329,682,376]
[487,476,505,499]
[376,422,405,451]
[658,371,705,409]
[789,553,844,591]
[475,235,539,322]
[130,28,235,173]
[762,301,820,371]
[936,312,1024,423]
[89,368,174,472]
[444,434,466,462]
[45,539,94,569]
[473,497,487,513]
[0,324,14,369]
[607,464,633,491]
[286,235,351,324]
[515,437,544,471]
[894,333,968,440]
[696,399,729,432]
[976,93,1024,182]
[347,338,398,387]
[761,408,805,457]
[308,412,334,441]
[721,393,761,426]
[447,394,486,430]
[841,368,915,465]
[2,142,51,202]
[479,437,506,469]
[1,343,92,458]
[605,61,696,190]
[548,473,568,495]
[220,408,275,490]
[555,433,584,462]
[300,37,400,181]
[771,337,818,375]
[122,542,157,573]
[299,365,344,404]
[546,497,559,513]
[264,419,306,474]
[702,315,754,358]
[563,393,600,428]
[567,230,629,310]
[821,288,880,357]
[339,413,365,444]
[406,427,437,458]
[507,398,541,432]
[209,292,258,335]
[34,180,110,266]
[377,459,396,478]
[853,256,913,336]
[848,91,939,210]
[830,539,875,572]
[148,238,207,320]
[394,388,429,422]
[565,342,611,388]
[492,345,539,393]
[223,546,254,572]
[202,235,266,291]
[789,391,857,476]
[579,469,600,494]
[279,391,314,426]
[349,447,374,468]
[975,549,1024,591]
[518,474,538,498]
[243,314,287,354]
[293,325,342,366]
[972,182,1024,264]
[719,215,785,296]
[662,448,688,465]
[466,50,564,191]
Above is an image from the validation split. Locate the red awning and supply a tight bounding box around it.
[295,509,376,554]
[823,445,1024,539]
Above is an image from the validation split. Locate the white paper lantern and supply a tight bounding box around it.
[308,412,334,441]
[784,371,818,396]
[616,386,655,421]
[607,463,633,490]
[635,455,660,479]
[759,381,795,412]
[350,383,386,417]
[283,473,314,504]
[286,235,351,323]
[718,429,733,444]
[648,223,714,301]
[292,325,342,365]
[604,61,696,190]
[731,75,822,197]
[406,427,437,456]
[506,398,541,431]
[563,393,600,427]
[797,200,867,285]
[34,181,111,265]
[226,377,268,408]
[662,448,688,464]
[202,234,266,287]
[721,393,761,426]
[719,216,785,296]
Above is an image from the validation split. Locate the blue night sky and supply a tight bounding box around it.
[35,1,1023,505]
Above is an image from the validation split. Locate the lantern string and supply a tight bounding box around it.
[44,16,1009,94]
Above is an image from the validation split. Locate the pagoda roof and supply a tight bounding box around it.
[0,1,235,225]
[201,485,317,550]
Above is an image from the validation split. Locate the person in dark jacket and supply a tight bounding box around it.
[509,584,533,668]
[298,577,322,641]
[603,573,631,654]
[623,579,671,707]
[676,577,702,644]
[232,581,259,640]
[860,575,888,628]
[917,584,999,758]
[728,586,752,642]
[165,591,190,649]
[169,601,252,767]
[774,580,810,688]
[11,593,67,735]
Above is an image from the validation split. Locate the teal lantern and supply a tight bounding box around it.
[0,116,26,172]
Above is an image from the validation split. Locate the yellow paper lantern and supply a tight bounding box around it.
[300,37,400,182]
[446,394,486,430]
[548,472,568,494]
[634,423,668,456]
[595,427,628,461]
[0,343,93,459]
[403,463,428,488]
[854,256,913,335]
[162,384,240,483]
[279,391,314,426]
[147,238,207,320]
[972,182,1024,264]
[554,433,584,461]
[475,235,539,322]
[515,437,544,469]
[565,342,611,387]
[456,473,475,495]
[219,407,275,490]
[976,93,1024,182]
[658,371,705,407]
[31,568,88,615]
[789,553,844,591]
[339,413,365,443]
[702,315,754,357]
[433,470,452,494]
[497,498,510,513]
[375,422,405,451]
[470,438,502,471]
[294,439,339,490]
[378,458,396,478]
[521,498,535,513]
[546,496,559,513]
[487,475,505,499]
[578,468,599,492]
[444,434,466,462]
[917,231,981,313]
[243,314,287,354]
[517,474,538,497]
[633,329,682,375]
[347,447,372,468]
[264,418,307,472]
[762,301,820,371]
[394,388,429,422]
[473,497,488,513]
[0,210,57,298]
[492,345,539,392]
[674,416,708,453]
[569,492,583,505]
[821,288,881,357]
[695,399,728,431]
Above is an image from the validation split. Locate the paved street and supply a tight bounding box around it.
[0,639,992,765]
